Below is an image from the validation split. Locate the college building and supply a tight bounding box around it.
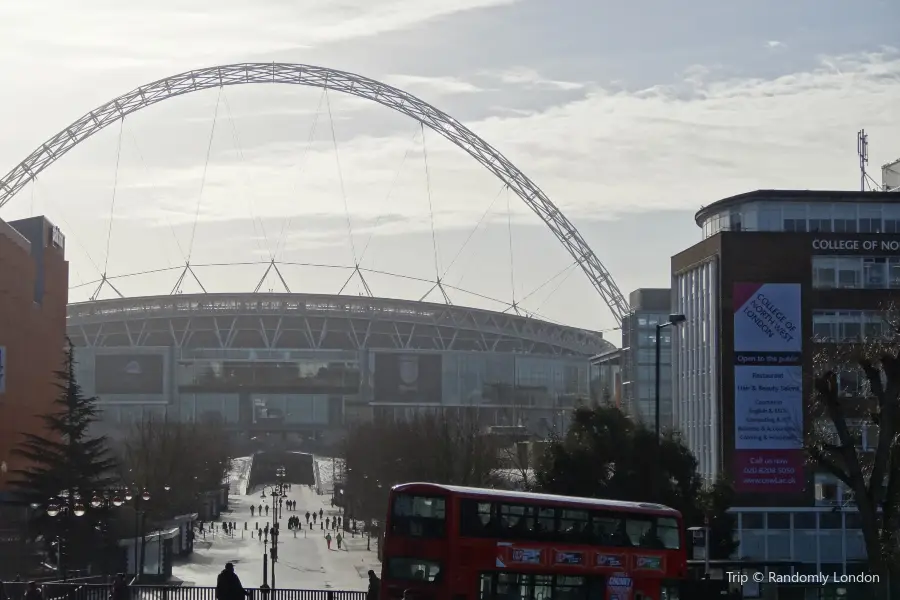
[671,188,900,576]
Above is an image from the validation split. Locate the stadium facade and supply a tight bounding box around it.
[68,293,611,439]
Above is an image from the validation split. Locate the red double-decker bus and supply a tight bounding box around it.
[380,483,686,600]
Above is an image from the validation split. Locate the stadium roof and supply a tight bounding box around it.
[67,293,611,357]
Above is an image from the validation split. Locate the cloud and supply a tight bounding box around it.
[385,75,486,97]
[81,49,900,225]
[5,36,900,331]
[766,40,786,49]
[484,67,586,91]
[0,0,523,70]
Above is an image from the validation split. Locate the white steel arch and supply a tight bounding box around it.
[0,63,629,324]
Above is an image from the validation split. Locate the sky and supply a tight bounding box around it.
[0,0,898,338]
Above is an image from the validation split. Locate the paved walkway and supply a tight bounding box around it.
[172,458,378,590]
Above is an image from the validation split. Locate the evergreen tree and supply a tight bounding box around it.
[536,405,737,557]
[9,340,118,574]
[700,477,740,560]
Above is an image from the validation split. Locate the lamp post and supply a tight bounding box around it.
[654,314,686,440]
[88,490,126,581]
[45,489,87,580]
[122,487,152,580]
[259,467,286,590]
[654,314,685,501]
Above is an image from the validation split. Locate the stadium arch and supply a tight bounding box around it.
[0,63,629,323]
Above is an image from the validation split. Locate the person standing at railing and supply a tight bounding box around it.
[109,574,129,600]
[23,583,40,600]
[216,563,251,600]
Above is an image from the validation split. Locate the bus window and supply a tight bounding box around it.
[499,504,534,537]
[460,499,495,537]
[386,557,442,582]
[559,509,589,543]
[590,513,628,546]
[536,506,556,537]
[656,517,681,549]
[392,494,446,538]
[626,518,665,549]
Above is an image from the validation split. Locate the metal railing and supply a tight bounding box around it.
[0,584,366,600]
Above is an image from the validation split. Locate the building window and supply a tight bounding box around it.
[813,256,900,290]
[783,218,807,232]
[859,218,882,233]
[863,258,887,287]
[833,218,857,233]
[812,257,836,288]
[809,218,832,232]
[813,310,887,343]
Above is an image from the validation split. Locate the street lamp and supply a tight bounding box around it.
[654,314,686,440]
[88,490,126,581]
[653,314,685,502]
[45,489,87,580]
[122,486,151,580]
[259,467,287,592]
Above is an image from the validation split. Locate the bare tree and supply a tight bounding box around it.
[342,410,500,524]
[808,307,900,588]
[494,442,537,491]
[116,416,233,573]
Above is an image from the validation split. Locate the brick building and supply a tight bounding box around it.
[0,216,68,493]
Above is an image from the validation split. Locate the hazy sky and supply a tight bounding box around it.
[0,0,898,338]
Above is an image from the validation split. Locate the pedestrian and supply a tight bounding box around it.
[333,518,338,531]
[265,505,269,516]
[336,532,343,549]
[216,562,251,600]
[312,512,317,524]
[23,583,41,600]
[319,508,323,520]
[109,573,128,600]
[258,504,263,514]
[306,511,311,524]
[325,517,330,529]
[366,570,380,600]
[250,505,255,517]
[325,532,332,550]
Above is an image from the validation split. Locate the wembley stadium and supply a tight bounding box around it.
[67,292,612,440]
[0,62,632,443]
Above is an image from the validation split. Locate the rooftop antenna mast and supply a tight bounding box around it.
[858,129,869,192]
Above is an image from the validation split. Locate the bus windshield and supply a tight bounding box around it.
[391,493,447,538]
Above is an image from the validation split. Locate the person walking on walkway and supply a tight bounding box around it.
[319,508,323,520]
[265,505,269,516]
[367,570,380,600]
[325,532,332,550]
[325,517,330,530]
[336,532,343,550]
[305,511,310,524]
[216,563,250,600]
[250,505,255,517]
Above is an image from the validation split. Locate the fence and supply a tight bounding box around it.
[0,584,366,600]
